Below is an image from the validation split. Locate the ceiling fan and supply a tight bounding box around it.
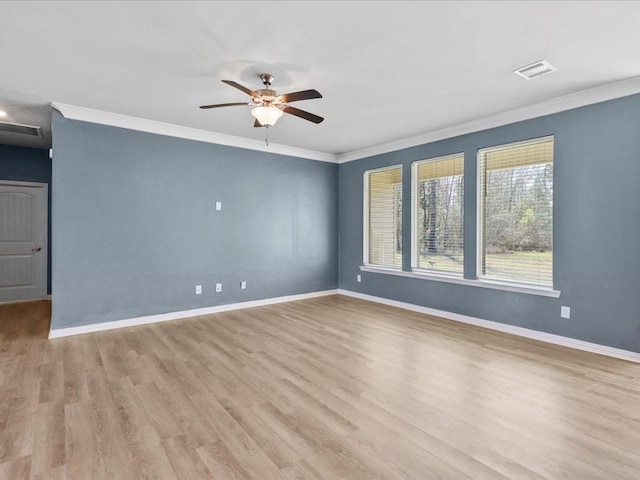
[199,74,324,129]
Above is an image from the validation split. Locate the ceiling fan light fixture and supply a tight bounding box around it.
[200,74,324,129]
[251,105,283,126]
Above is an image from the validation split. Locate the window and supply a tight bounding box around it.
[478,136,553,286]
[412,153,464,275]
[364,165,402,268]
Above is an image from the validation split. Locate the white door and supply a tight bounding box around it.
[0,181,47,303]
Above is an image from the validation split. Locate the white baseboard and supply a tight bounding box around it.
[48,287,640,364]
[337,289,640,364]
[48,289,338,339]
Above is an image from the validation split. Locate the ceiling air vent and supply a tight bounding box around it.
[513,60,557,80]
[0,121,42,137]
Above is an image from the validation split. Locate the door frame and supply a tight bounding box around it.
[0,179,49,303]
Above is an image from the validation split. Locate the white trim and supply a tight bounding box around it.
[337,289,640,364]
[337,75,640,163]
[48,289,338,339]
[361,265,404,275]
[40,183,48,301]
[363,169,369,265]
[476,149,484,285]
[51,102,336,163]
[52,76,640,165]
[411,268,465,281]
[359,265,561,298]
[410,161,418,269]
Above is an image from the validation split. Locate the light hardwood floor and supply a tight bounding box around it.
[1,296,639,479]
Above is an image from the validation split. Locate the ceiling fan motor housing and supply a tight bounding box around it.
[260,73,275,86]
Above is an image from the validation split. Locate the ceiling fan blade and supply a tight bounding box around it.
[199,102,248,109]
[280,89,322,103]
[254,119,262,128]
[282,106,324,124]
[221,80,260,98]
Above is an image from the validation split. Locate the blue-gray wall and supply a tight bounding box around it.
[339,94,640,353]
[51,112,338,329]
[0,144,52,294]
[50,94,640,352]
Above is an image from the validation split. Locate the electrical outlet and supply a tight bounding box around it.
[356,274,362,283]
[240,281,247,290]
[216,283,222,293]
[195,285,202,295]
[215,201,222,211]
[561,306,570,319]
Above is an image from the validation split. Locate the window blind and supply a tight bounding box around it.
[478,137,553,285]
[366,166,402,267]
[414,154,464,274]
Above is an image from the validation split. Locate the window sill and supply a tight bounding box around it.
[359,265,560,298]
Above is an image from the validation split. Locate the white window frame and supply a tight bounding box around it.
[363,164,403,270]
[476,135,554,290]
[411,152,465,278]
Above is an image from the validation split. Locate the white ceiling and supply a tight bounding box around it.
[1,1,640,155]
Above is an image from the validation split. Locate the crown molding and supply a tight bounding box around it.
[52,75,640,166]
[337,75,640,163]
[51,102,337,163]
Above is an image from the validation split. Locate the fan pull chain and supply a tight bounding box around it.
[265,125,270,147]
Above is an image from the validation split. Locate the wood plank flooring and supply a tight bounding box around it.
[1,295,639,479]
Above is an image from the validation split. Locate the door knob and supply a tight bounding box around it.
[32,246,42,252]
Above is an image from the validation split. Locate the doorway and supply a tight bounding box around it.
[0,181,48,303]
